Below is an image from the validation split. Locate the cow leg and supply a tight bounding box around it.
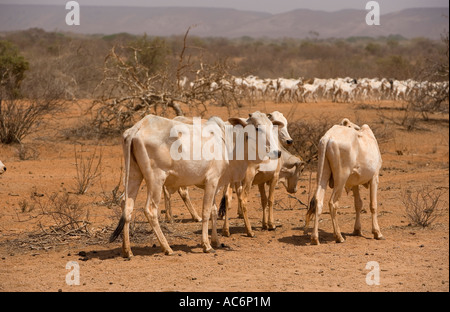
[239,170,256,238]
[369,175,385,240]
[143,179,173,256]
[202,181,218,253]
[236,183,244,219]
[222,184,232,237]
[307,161,331,245]
[259,183,269,230]
[130,137,172,255]
[163,186,173,223]
[121,167,142,258]
[352,185,363,236]
[267,174,279,231]
[211,203,220,248]
[178,187,202,222]
[329,183,345,244]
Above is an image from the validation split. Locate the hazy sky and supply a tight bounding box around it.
[0,0,448,14]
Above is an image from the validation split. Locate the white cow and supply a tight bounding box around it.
[219,112,298,236]
[304,118,385,245]
[109,112,282,257]
[0,160,6,175]
[163,111,293,223]
[220,145,304,236]
[299,83,319,103]
[276,78,302,103]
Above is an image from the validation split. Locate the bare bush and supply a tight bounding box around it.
[15,143,40,160]
[91,27,242,134]
[287,117,333,168]
[0,91,64,144]
[402,186,446,228]
[73,145,102,195]
[99,165,123,209]
[33,191,91,237]
[0,68,67,144]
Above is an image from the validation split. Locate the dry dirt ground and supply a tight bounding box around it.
[0,100,448,292]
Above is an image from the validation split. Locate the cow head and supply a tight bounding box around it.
[267,111,293,146]
[280,157,305,193]
[340,118,361,131]
[0,160,6,175]
[228,111,282,162]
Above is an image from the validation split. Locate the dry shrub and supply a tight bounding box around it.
[91,27,243,135]
[99,165,123,210]
[73,144,102,195]
[15,143,40,160]
[287,117,333,168]
[402,185,446,228]
[32,191,91,237]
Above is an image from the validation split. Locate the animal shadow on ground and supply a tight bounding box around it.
[279,229,361,246]
[85,244,197,260]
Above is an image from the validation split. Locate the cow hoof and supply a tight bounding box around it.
[268,225,276,231]
[247,231,255,238]
[203,247,216,254]
[222,229,231,237]
[122,248,134,259]
[164,249,174,256]
[311,237,320,245]
[336,238,345,244]
[122,252,134,259]
[193,217,202,222]
[352,229,363,236]
[375,235,386,241]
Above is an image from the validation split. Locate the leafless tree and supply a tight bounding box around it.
[91,27,243,134]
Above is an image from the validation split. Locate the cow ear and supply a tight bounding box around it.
[272,120,285,128]
[341,118,350,127]
[267,113,273,120]
[228,118,247,127]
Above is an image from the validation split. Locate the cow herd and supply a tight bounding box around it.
[108,111,385,258]
[183,75,449,104]
[0,110,385,257]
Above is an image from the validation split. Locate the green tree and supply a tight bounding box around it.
[129,35,170,75]
[0,40,29,97]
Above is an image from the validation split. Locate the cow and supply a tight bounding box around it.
[304,118,385,245]
[276,78,303,103]
[0,160,6,175]
[109,112,282,257]
[220,145,304,236]
[163,111,293,223]
[219,112,300,237]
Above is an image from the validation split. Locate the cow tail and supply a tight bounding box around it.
[218,194,227,219]
[304,136,328,230]
[109,132,133,243]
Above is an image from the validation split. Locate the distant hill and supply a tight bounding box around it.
[0,4,448,39]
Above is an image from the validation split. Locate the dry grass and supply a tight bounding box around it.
[402,185,447,228]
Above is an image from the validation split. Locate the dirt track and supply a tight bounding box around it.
[0,100,448,292]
